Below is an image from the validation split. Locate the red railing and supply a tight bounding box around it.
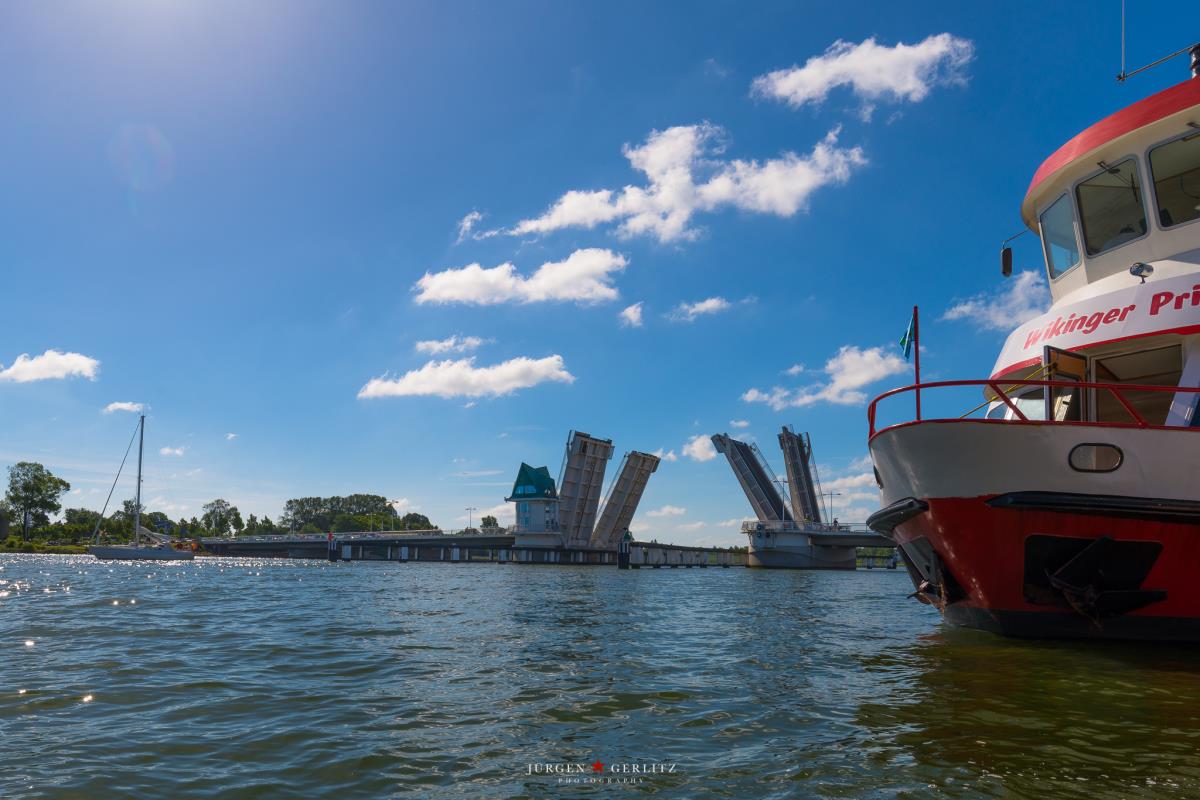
[868,378,1200,438]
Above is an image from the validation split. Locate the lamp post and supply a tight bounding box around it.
[465,506,477,531]
[821,491,842,525]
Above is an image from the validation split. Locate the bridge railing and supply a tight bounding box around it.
[740,520,871,534]
[202,526,514,544]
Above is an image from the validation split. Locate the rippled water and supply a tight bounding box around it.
[3,554,1200,798]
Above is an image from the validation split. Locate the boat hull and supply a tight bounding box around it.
[870,420,1200,641]
[89,546,195,561]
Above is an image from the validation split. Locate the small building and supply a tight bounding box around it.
[507,463,562,548]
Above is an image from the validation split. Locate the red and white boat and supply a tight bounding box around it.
[868,54,1200,640]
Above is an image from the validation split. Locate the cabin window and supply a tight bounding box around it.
[987,388,1046,421]
[1075,158,1147,256]
[1149,132,1200,228]
[1039,194,1080,279]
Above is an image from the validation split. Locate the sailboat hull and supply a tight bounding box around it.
[89,546,194,561]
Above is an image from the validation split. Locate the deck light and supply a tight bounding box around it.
[1130,262,1154,283]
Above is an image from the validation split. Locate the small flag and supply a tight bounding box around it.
[899,312,915,361]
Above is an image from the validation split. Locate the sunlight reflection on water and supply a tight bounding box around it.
[2,553,1199,798]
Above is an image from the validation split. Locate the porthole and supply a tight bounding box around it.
[1068,443,1123,473]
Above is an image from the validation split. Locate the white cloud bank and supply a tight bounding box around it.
[743,345,908,410]
[682,434,717,462]
[651,448,678,462]
[647,504,686,518]
[160,446,186,457]
[413,248,627,306]
[669,297,731,322]
[752,34,974,115]
[619,302,644,328]
[415,335,488,355]
[729,419,750,429]
[941,271,1049,332]
[104,402,144,414]
[0,350,100,383]
[508,124,866,243]
[358,356,574,400]
[226,433,237,441]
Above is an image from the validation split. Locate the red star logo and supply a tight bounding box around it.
[591,760,604,773]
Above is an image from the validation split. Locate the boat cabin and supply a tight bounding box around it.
[989,76,1200,429]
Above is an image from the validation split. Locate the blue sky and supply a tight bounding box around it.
[2,1,1196,544]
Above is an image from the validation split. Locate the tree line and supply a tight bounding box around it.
[1,461,438,545]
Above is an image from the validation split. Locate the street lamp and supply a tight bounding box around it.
[821,491,842,525]
[465,506,477,531]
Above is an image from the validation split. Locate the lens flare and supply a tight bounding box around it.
[108,124,175,192]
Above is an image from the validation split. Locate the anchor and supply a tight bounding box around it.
[1045,536,1166,626]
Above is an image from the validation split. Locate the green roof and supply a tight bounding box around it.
[506,462,557,501]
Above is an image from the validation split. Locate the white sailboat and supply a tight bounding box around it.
[89,415,194,561]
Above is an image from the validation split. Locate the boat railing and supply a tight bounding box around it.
[868,378,1200,438]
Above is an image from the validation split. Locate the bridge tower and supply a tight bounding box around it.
[557,431,615,549]
[506,462,561,548]
[589,450,661,549]
[778,427,824,523]
[711,434,792,522]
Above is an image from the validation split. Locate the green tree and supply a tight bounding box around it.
[480,515,499,529]
[202,499,238,536]
[400,512,433,531]
[231,509,245,535]
[333,513,359,533]
[5,462,70,538]
[260,515,275,534]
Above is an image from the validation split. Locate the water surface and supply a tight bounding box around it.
[3,554,1199,798]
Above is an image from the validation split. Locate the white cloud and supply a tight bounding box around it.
[619,302,644,328]
[682,434,717,462]
[942,271,1050,332]
[390,498,413,513]
[456,210,484,243]
[822,472,877,492]
[729,419,750,429]
[225,433,237,441]
[146,495,188,514]
[785,363,805,376]
[358,355,574,400]
[415,335,488,355]
[675,521,707,532]
[647,504,686,517]
[717,518,743,527]
[651,448,678,462]
[703,58,730,78]
[0,349,100,383]
[480,502,514,524]
[669,297,731,322]
[413,248,627,306]
[509,124,866,243]
[104,401,144,414]
[160,446,186,457]
[454,469,504,478]
[752,34,974,116]
[742,345,908,410]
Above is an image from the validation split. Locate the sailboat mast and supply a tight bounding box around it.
[133,415,144,546]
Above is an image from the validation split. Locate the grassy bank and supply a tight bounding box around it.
[2,537,88,555]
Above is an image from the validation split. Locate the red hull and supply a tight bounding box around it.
[892,496,1200,641]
